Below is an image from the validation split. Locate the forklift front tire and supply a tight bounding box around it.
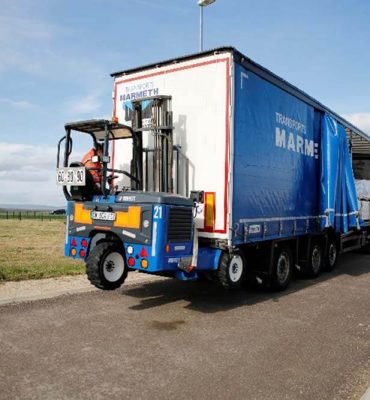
[86,242,128,290]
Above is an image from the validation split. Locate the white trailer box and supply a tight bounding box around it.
[112,53,233,240]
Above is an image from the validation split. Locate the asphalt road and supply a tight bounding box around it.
[1,253,370,400]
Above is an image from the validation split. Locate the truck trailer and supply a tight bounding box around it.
[57,47,370,291]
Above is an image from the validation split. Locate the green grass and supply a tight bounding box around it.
[0,220,84,281]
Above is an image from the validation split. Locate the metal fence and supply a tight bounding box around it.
[0,210,66,221]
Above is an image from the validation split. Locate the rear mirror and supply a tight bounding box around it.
[190,190,204,204]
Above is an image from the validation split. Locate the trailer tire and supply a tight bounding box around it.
[216,251,246,290]
[323,238,339,272]
[303,241,323,278]
[86,242,127,290]
[270,247,292,291]
[360,240,370,254]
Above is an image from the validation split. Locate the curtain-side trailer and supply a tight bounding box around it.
[58,47,370,291]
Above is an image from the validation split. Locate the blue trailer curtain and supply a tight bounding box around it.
[320,113,361,232]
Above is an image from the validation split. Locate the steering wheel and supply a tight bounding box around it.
[107,174,119,182]
[110,169,141,184]
[84,167,141,184]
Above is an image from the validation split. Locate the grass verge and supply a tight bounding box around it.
[0,220,84,281]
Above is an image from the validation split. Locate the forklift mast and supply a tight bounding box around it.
[131,96,174,193]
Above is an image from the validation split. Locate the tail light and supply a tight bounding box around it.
[140,247,148,257]
[204,192,216,230]
[127,246,134,255]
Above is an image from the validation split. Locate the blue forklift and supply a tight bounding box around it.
[57,96,224,290]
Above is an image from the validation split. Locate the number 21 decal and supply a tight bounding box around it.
[153,206,162,219]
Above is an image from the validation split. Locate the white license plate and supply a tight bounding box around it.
[91,211,116,221]
[56,167,86,186]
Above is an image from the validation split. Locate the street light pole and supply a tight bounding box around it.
[198,0,215,52]
[199,5,203,52]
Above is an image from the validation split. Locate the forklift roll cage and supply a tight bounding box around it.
[57,95,177,200]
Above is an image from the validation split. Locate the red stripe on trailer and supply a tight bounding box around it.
[111,139,115,187]
[200,58,230,234]
[113,57,231,234]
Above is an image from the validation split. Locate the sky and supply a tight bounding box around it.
[0,0,370,206]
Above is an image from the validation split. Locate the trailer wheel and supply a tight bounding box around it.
[323,238,338,272]
[361,241,370,254]
[216,251,246,289]
[86,242,127,290]
[303,242,323,278]
[271,247,292,291]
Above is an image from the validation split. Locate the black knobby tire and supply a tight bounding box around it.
[323,238,339,272]
[303,242,323,278]
[216,251,246,290]
[271,247,293,291]
[86,242,127,290]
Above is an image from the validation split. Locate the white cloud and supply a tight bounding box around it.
[65,93,102,116]
[343,113,370,135]
[0,141,90,206]
[0,15,66,74]
[0,14,105,86]
[0,98,36,110]
[130,0,167,9]
[0,142,64,206]
[0,13,109,123]
[128,0,192,12]
[0,142,55,169]
[0,15,55,42]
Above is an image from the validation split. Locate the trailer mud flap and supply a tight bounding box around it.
[320,114,361,232]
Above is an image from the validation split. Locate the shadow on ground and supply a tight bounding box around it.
[121,252,370,314]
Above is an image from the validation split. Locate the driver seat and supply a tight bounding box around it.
[69,162,99,201]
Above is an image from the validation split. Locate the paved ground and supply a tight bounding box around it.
[0,253,369,400]
[362,387,370,400]
[0,272,162,306]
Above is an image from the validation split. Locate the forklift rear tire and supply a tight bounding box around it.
[86,242,128,290]
[216,251,246,290]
